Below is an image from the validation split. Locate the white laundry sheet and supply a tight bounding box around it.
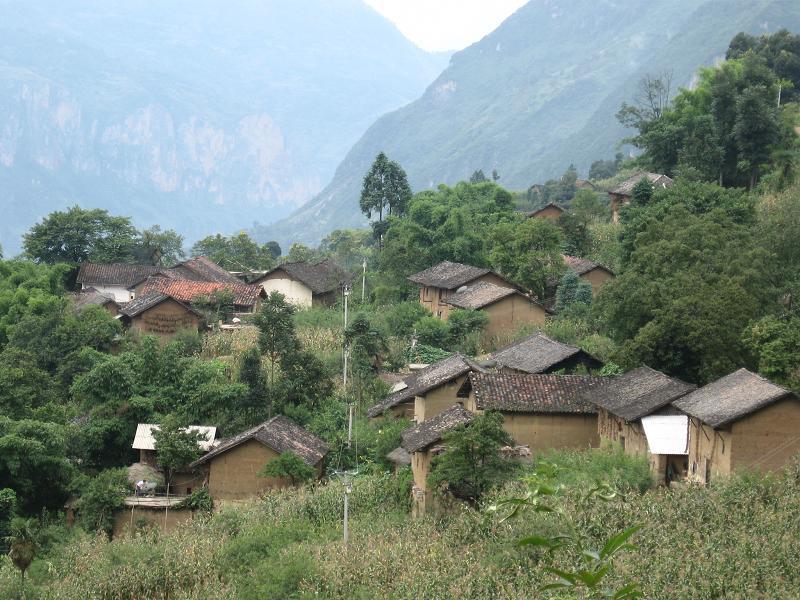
[641,415,689,455]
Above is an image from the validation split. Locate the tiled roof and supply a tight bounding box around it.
[132,424,217,451]
[526,203,565,218]
[172,256,243,284]
[444,281,524,310]
[562,255,614,276]
[407,261,492,290]
[489,332,598,374]
[366,354,486,418]
[610,172,674,196]
[584,366,695,422]
[119,292,203,318]
[401,404,474,453]
[673,369,794,428]
[386,446,412,466]
[254,260,351,294]
[77,262,163,287]
[466,372,606,414]
[138,278,262,308]
[73,288,119,311]
[190,415,329,468]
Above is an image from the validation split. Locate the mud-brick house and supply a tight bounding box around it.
[189,416,328,501]
[443,281,551,338]
[408,261,516,319]
[562,255,615,297]
[366,353,487,422]
[402,404,474,517]
[118,292,204,340]
[135,278,265,314]
[458,372,606,451]
[525,202,565,221]
[672,369,800,484]
[167,256,244,284]
[131,424,218,495]
[76,262,164,302]
[584,366,695,484]
[250,260,351,308]
[608,172,673,223]
[489,332,602,375]
[73,287,121,317]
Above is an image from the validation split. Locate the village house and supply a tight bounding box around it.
[562,255,615,297]
[76,262,164,302]
[189,416,329,501]
[608,171,674,223]
[408,260,516,319]
[525,202,565,221]
[131,423,218,495]
[250,259,351,307]
[443,281,551,338]
[402,403,474,517]
[488,331,602,374]
[73,287,121,316]
[118,292,204,340]
[584,366,695,484]
[366,353,487,421]
[672,369,800,485]
[134,278,265,314]
[458,372,606,451]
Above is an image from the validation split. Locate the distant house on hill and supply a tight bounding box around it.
[443,281,550,338]
[562,255,615,297]
[488,332,602,375]
[408,260,516,319]
[118,292,204,339]
[673,369,800,485]
[250,260,351,307]
[134,278,265,313]
[584,366,695,485]
[73,287,121,316]
[459,372,606,451]
[367,353,487,422]
[402,403,474,517]
[76,263,164,302]
[608,172,674,223]
[189,416,329,501]
[525,202,565,221]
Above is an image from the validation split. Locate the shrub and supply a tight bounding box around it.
[385,302,430,337]
[413,316,449,348]
[76,468,129,537]
[259,452,316,485]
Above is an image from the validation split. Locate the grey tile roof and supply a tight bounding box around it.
[584,366,695,422]
[444,281,536,310]
[401,404,474,453]
[190,415,329,468]
[525,202,565,218]
[73,288,119,311]
[254,260,351,294]
[466,372,606,414]
[562,255,614,277]
[77,262,163,287]
[386,446,411,466]
[175,256,243,284]
[610,172,674,197]
[489,332,596,374]
[672,369,794,428]
[366,354,486,418]
[119,292,202,318]
[407,261,492,290]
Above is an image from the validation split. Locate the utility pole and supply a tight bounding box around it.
[343,475,353,545]
[361,258,367,303]
[343,283,353,448]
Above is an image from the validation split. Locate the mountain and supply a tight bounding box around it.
[264,0,800,246]
[0,0,448,254]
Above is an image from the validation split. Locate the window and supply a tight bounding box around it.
[619,436,626,451]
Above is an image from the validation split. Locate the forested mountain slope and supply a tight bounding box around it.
[263,0,800,245]
[0,0,447,254]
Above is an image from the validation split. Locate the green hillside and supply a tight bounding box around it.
[262,0,800,246]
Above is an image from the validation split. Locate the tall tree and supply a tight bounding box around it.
[360,152,412,249]
[152,417,205,489]
[254,292,299,392]
[191,232,275,271]
[137,225,185,266]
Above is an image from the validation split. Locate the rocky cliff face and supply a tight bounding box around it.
[0,0,448,253]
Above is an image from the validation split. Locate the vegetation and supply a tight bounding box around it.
[259,452,316,486]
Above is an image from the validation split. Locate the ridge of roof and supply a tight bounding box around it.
[401,404,474,453]
[466,372,606,414]
[562,254,614,276]
[443,281,522,310]
[407,260,493,290]
[673,368,794,428]
[610,172,674,196]
[489,332,595,374]
[526,202,565,217]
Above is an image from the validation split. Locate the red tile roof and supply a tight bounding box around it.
[138,278,262,308]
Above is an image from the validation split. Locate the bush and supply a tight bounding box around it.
[447,309,488,349]
[76,468,129,537]
[259,452,316,485]
[385,302,430,337]
[235,550,315,599]
[413,316,449,348]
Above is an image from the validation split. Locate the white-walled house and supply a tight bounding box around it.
[251,260,351,307]
[76,263,164,302]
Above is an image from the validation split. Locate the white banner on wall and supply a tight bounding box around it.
[641,415,689,455]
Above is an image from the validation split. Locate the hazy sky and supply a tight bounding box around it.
[365,0,528,52]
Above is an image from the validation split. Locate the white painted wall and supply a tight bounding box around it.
[82,283,133,302]
[259,277,313,307]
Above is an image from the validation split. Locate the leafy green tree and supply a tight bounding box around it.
[255,292,299,388]
[557,212,594,257]
[588,154,623,180]
[285,242,322,263]
[413,316,450,349]
[555,270,592,314]
[138,225,185,265]
[742,315,800,389]
[446,309,488,350]
[385,302,430,337]
[570,189,610,222]
[265,241,282,260]
[152,417,205,489]
[193,288,236,327]
[277,350,334,420]
[259,452,315,485]
[23,205,139,265]
[76,469,128,537]
[360,152,412,248]
[0,349,57,419]
[469,169,488,184]
[238,347,269,423]
[428,412,517,504]
[191,232,276,271]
